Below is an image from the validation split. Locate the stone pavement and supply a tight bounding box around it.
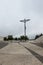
[0,41,43,65]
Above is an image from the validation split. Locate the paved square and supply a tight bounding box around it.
[0,41,43,65]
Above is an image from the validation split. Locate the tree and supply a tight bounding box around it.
[3,37,8,41]
[35,33,43,39]
[8,35,13,40]
[14,37,18,40]
[20,35,29,40]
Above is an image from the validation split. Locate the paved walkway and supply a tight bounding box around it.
[0,41,43,65]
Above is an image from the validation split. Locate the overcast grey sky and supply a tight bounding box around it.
[0,0,43,37]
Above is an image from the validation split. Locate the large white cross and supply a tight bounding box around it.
[20,19,30,37]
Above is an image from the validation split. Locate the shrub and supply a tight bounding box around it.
[17,38,20,40]
[4,37,8,41]
[35,33,43,39]
[20,36,29,40]
[14,36,29,41]
[14,37,18,40]
[8,35,13,40]
[35,35,39,39]
[40,33,43,36]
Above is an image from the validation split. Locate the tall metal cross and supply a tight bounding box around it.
[20,19,30,37]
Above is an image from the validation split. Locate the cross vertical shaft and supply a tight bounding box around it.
[20,19,30,37]
[24,21,26,37]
